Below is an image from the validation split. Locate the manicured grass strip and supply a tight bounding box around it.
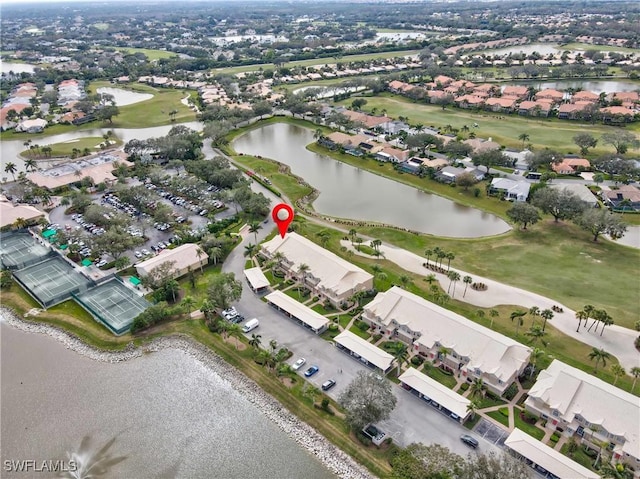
[20,137,122,158]
[117,47,178,60]
[513,407,545,441]
[486,409,510,427]
[349,323,371,340]
[423,365,458,389]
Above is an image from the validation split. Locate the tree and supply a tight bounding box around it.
[181,296,196,318]
[529,347,545,378]
[472,149,507,175]
[525,325,547,346]
[97,105,120,124]
[390,443,464,479]
[532,187,586,222]
[510,310,527,335]
[393,343,409,376]
[518,133,530,148]
[631,367,640,392]
[248,333,262,350]
[207,272,242,311]
[338,371,397,431]
[601,130,639,155]
[445,252,455,271]
[588,347,611,373]
[249,221,262,244]
[540,308,554,331]
[348,228,357,246]
[592,173,605,186]
[462,275,473,297]
[575,310,588,332]
[611,364,626,386]
[24,158,37,172]
[0,270,13,290]
[573,133,598,155]
[113,256,130,270]
[469,378,487,400]
[447,270,460,297]
[4,162,17,181]
[459,450,531,479]
[243,243,257,259]
[455,172,477,191]
[575,209,627,242]
[506,202,540,230]
[489,309,499,328]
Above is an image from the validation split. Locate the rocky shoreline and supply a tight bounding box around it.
[0,306,375,479]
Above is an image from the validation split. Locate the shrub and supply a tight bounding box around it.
[356,431,372,446]
[373,333,382,342]
[329,323,339,331]
[502,382,518,401]
[411,355,424,366]
[499,407,509,418]
[460,383,469,392]
[550,433,560,443]
[635,320,640,332]
[356,320,369,332]
[583,447,597,458]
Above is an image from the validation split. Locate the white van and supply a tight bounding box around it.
[242,318,259,333]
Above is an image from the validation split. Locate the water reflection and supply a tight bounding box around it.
[233,123,510,238]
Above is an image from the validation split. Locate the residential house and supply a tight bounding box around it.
[463,137,501,155]
[525,360,640,472]
[551,157,590,175]
[455,95,485,109]
[571,91,599,103]
[502,85,529,99]
[261,232,373,307]
[517,100,552,117]
[549,183,598,207]
[600,106,636,124]
[557,103,587,120]
[433,75,454,87]
[603,185,640,211]
[16,118,47,133]
[535,88,565,103]
[489,178,531,202]
[485,97,517,113]
[136,243,208,279]
[361,287,531,395]
[436,166,467,183]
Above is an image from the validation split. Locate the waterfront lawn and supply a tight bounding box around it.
[20,136,123,157]
[336,93,639,153]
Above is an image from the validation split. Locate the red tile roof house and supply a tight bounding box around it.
[535,89,565,102]
[551,158,591,174]
[606,91,639,104]
[426,90,450,104]
[557,103,587,120]
[600,106,637,124]
[485,97,517,112]
[518,100,552,117]
[341,110,393,129]
[502,85,529,100]
[433,75,454,87]
[455,95,485,109]
[571,91,599,103]
[388,80,413,93]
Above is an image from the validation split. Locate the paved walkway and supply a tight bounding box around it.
[340,240,640,371]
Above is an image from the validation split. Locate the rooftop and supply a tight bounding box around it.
[334,330,394,371]
[399,367,470,418]
[265,290,329,332]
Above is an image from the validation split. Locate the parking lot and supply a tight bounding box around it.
[474,418,509,447]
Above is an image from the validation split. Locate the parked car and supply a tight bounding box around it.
[460,434,479,449]
[292,358,306,370]
[304,366,319,377]
[321,379,336,391]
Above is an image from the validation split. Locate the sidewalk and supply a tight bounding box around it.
[340,240,640,371]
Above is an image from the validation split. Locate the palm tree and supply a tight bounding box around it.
[296,263,309,297]
[399,275,411,289]
[394,343,410,376]
[525,325,547,346]
[588,348,611,373]
[529,348,545,378]
[424,249,433,267]
[445,252,455,271]
[24,158,37,172]
[466,400,479,421]
[583,304,595,329]
[269,339,278,353]
[518,133,530,148]
[432,246,442,267]
[510,310,527,336]
[249,333,262,350]
[425,274,437,286]
[631,367,640,393]
[529,306,540,326]
[436,250,447,269]
[370,239,382,254]
[194,246,206,272]
[209,246,222,266]
[200,299,214,322]
[462,275,473,297]
[469,378,487,400]
[249,221,262,244]
[181,296,196,318]
[303,384,321,405]
[317,230,330,247]
[371,264,382,276]
[228,323,243,350]
[476,309,485,320]
[447,271,460,297]
[244,243,258,259]
[4,162,17,181]
[348,229,357,246]
[540,308,554,332]
[489,309,499,328]
[575,310,588,332]
[598,311,613,336]
[12,217,27,230]
[611,364,626,386]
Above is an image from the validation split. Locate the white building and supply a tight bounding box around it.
[525,360,640,471]
[135,243,208,279]
[265,290,329,334]
[261,232,373,307]
[489,178,531,202]
[334,330,394,373]
[361,286,531,394]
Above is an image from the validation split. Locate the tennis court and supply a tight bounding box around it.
[0,232,52,269]
[74,279,150,335]
[13,257,91,307]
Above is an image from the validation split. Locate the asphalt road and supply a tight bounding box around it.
[221,186,502,458]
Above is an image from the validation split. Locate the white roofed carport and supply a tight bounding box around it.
[505,429,600,479]
[334,330,394,373]
[398,367,470,420]
[244,267,270,291]
[265,290,329,334]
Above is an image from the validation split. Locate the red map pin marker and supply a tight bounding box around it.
[272,203,294,238]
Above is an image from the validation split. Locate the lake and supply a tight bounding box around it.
[0,322,335,479]
[96,87,153,106]
[512,79,640,93]
[0,61,36,75]
[233,123,510,238]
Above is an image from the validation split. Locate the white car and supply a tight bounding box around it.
[292,358,306,370]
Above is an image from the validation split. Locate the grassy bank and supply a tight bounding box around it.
[19,136,123,158]
[335,93,639,153]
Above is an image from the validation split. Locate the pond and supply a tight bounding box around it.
[233,123,510,238]
[0,61,36,75]
[511,79,640,93]
[96,87,154,106]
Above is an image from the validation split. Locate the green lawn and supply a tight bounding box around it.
[560,443,598,472]
[176,264,222,307]
[486,409,510,427]
[117,47,179,60]
[213,49,421,75]
[513,407,546,440]
[20,136,122,157]
[349,323,371,340]
[337,93,640,154]
[423,365,458,389]
[559,42,640,54]
[88,81,196,128]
